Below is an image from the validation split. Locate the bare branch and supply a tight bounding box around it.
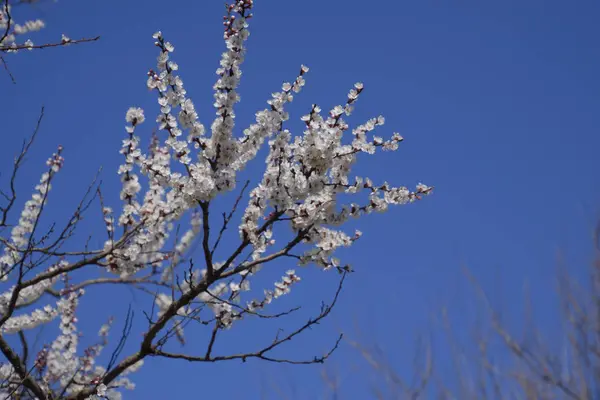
[0,106,43,228]
[0,35,100,52]
[211,179,250,257]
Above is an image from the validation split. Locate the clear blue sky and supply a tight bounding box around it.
[2,0,599,398]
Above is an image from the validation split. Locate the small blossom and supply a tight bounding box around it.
[125,107,145,125]
[97,383,107,396]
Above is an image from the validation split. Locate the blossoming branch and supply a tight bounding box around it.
[0,1,431,398]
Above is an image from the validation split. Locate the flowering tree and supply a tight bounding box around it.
[0,0,431,398]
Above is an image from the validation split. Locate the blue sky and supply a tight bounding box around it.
[2,0,600,398]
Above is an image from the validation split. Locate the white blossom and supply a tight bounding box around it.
[125,107,145,125]
[97,384,108,396]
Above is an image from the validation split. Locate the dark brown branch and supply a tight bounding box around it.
[0,35,100,52]
[211,179,250,257]
[0,334,47,400]
[0,106,43,228]
[204,322,220,359]
[203,288,301,320]
[221,227,309,279]
[13,219,145,289]
[0,54,15,83]
[150,273,347,365]
[200,201,214,277]
[153,334,343,365]
[218,210,287,275]
[17,330,28,366]
[0,0,11,46]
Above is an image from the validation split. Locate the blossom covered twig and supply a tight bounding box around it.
[0,0,99,83]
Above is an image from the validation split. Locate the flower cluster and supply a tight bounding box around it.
[0,263,60,314]
[247,270,301,312]
[37,287,138,398]
[1,304,57,334]
[96,0,430,359]
[0,1,431,398]
[0,147,64,281]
